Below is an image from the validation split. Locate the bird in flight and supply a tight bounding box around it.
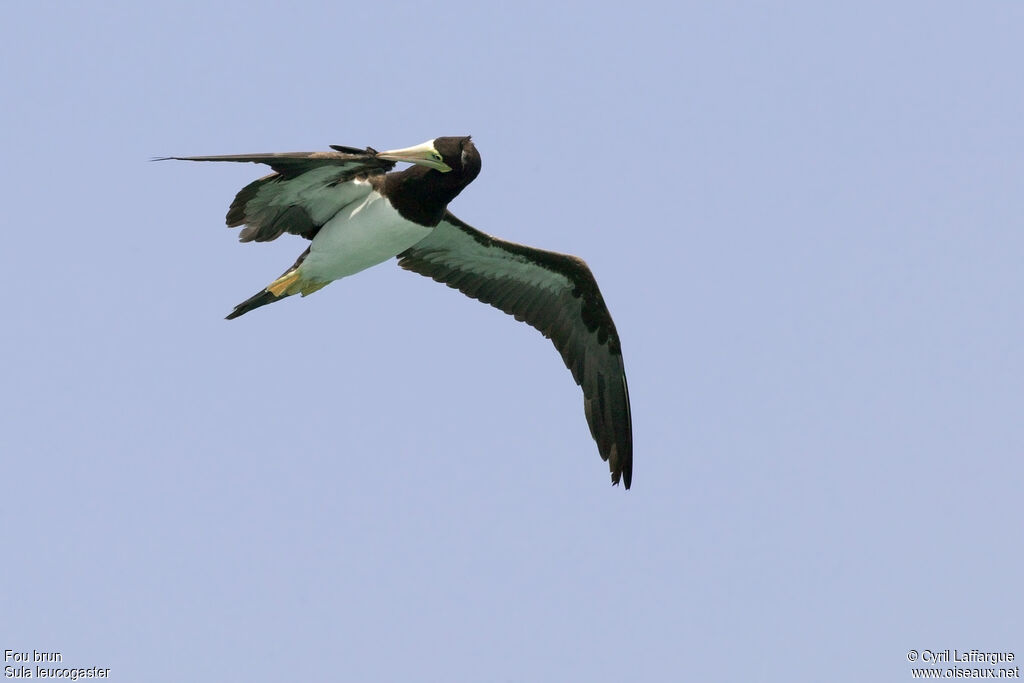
[163,137,632,488]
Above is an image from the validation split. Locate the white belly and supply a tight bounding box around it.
[301,187,431,283]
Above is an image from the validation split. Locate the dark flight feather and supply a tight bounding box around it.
[397,213,632,488]
[158,151,395,243]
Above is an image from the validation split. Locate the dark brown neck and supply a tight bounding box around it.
[382,165,475,227]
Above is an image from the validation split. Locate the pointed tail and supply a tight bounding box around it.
[226,247,312,320]
[226,289,290,319]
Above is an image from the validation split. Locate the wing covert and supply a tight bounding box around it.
[160,149,396,242]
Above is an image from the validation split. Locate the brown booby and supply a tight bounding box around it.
[163,137,633,488]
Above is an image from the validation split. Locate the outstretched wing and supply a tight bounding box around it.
[160,148,395,242]
[157,146,387,177]
[397,213,633,488]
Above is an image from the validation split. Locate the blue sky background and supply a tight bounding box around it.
[2,2,1021,681]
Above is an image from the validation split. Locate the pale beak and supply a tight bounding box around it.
[376,140,452,172]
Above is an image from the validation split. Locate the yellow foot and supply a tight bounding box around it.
[267,270,302,297]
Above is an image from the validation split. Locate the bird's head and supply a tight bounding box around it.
[377,137,481,181]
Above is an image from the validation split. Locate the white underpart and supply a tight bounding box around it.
[301,184,432,283]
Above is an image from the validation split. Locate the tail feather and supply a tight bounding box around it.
[225,289,289,319]
[226,246,310,320]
